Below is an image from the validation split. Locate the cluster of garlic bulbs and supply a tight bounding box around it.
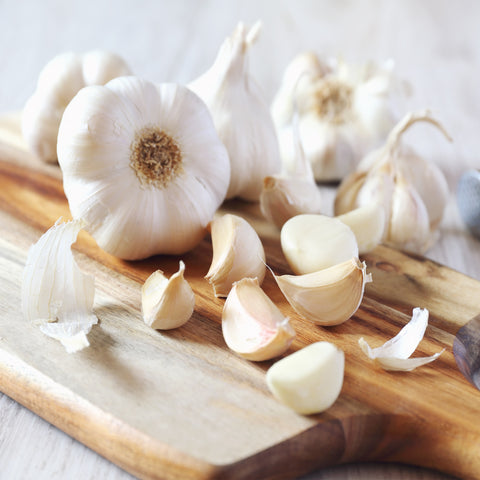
[271,52,399,181]
[334,110,451,254]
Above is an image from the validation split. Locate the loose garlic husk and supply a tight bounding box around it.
[57,76,230,260]
[222,277,296,361]
[21,218,97,353]
[205,213,266,297]
[334,110,452,254]
[274,258,372,326]
[272,53,398,181]
[142,261,195,330]
[22,50,131,163]
[189,21,281,201]
[281,214,358,275]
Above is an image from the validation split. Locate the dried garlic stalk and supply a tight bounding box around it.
[359,308,444,371]
[21,219,97,353]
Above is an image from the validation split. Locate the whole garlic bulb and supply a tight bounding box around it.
[57,76,230,260]
[334,110,452,254]
[272,53,399,181]
[22,50,131,163]
[189,21,281,201]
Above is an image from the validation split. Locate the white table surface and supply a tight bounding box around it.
[0,0,479,478]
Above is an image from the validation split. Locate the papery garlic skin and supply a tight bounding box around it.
[205,213,266,297]
[266,341,344,414]
[281,214,358,275]
[189,21,281,201]
[58,77,230,260]
[22,50,131,163]
[272,54,398,181]
[334,110,452,254]
[274,258,371,326]
[222,277,296,361]
[21,219,97,353]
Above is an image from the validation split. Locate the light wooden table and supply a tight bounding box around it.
[0,0,478,478]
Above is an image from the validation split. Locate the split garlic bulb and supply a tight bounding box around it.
[189,21,281,201]
[22,50,131,163]
[272,53,398,181]
[334,110,452,254]
[58,76,230,260]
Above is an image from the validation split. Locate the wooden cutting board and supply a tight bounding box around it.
[1,112,480,480]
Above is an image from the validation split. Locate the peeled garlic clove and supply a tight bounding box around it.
[337,203,385,254]
[274,258,371,326]
[222,277,296,361]
[281,214,358,275]
[205,214,266,297]
[359,307,444,371]
[21,218,97,353]
[142,261,195,330]
[266,341,344,414]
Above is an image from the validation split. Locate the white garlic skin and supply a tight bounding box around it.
[58,76,230,260]
[22,50,131,163]
[189,21,281,201]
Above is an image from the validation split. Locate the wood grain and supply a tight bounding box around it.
[1,114,479,480]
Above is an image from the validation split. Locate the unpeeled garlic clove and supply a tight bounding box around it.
[280,214,358,275]
[222,277,296,361]
[266,341,344,414]
[205,213,266,297]
[142,261,195,330]
[337,203,385,254]
[274,258,372,326]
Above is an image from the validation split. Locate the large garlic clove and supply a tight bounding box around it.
[21,219,97,353]
[337,203,386,254]
[205,213,266,297]
[274,258,372,326]
[189,21,281,201]
[222,277,296,361]
[280,214,358,275]
[142,261,195,330]
[22,50,131,163]
[266,341,344,414]
[359,307,444,371]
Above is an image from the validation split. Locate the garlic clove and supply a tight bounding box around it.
[21,218,97,353]
[333,170,368,216]
[280,214,358,275]
[359,307,444,371]
[142,261,195,330]
[266,341,344,414]
[222,277,296,361]
[274,258,372,326]
[337,203,386,254]
[205,213,266,297]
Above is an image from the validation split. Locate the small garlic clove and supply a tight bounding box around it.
[337,203,386,254]
[266,341,344,414]
[205,214,266,297]
[359,307,444,371]
[280,214,358,275]
[274,258,372,326]
[333,170,368,216]
[222,277,296,361]
[142,261,195,330]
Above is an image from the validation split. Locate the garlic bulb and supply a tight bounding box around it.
[266,341,344,414]
[22,50,131,163]
[281,214,358,275]
[21,219,97,353]
[272,53,398,181]
[222,277,296,361]
[274,258,371,326]
[142,261,195,330]
[359,307,444,371]
[189,21,281,201]
[334,110,452,254]
[57,76,230,260]
[205,213,266,297]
